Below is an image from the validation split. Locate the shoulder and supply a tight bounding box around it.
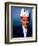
[27,26,32,37]
[16,26,22,30]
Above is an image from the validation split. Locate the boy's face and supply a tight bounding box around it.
[21,16,29,28]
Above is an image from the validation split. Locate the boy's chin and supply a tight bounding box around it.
[24,25,28,28]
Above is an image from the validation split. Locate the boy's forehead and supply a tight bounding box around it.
[21,16,29,18]
[21,16,29,19]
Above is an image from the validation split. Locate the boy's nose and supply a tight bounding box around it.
[26,22,29,25]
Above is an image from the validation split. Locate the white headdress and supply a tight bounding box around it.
[20,8,29,17]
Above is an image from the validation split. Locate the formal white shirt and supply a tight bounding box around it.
[22,26,27,37]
